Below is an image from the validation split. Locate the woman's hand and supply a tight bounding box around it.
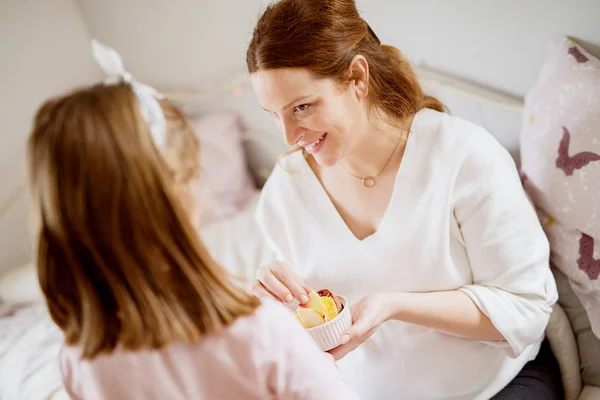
[253,260,310,304]
[328,293,392,360]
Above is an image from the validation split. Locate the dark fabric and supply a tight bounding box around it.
[491,339,564,400]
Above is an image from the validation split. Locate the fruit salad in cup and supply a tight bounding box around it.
[293,289,352,351]
[295,289,344,328]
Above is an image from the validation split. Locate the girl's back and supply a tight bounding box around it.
[61,300,352,400]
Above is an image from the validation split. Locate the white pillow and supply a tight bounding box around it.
[199,190,275,289]
[0,263,42,308]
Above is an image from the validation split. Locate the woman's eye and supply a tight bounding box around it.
[294,103,310,113]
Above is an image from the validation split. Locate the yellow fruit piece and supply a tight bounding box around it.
[320,296,339,322]
[296,307,325,328]
[304,290,323,314]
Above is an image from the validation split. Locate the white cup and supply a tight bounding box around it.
[304,295,352,351]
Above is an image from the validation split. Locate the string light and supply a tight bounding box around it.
[232,86,244,97]
[161,71,250,103]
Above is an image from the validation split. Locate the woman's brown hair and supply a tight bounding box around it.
[246,0,445,123]
[27,83,259,359]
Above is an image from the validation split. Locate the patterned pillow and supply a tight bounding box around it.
[520,36,600,344]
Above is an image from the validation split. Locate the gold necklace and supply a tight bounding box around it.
[340,126,410,188]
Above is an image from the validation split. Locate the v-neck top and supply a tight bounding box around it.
[256,108,558,400]
[302,120,412,244]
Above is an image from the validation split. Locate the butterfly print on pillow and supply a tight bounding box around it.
[556,126,600,176]
[568,46,589,63]
[578,233,600,280]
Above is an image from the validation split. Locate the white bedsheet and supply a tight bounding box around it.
[0,189,273,400]
[0,304,66,400]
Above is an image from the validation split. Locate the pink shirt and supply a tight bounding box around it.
[59,300,359,400]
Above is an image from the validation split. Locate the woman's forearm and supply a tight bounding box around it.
[383,290,506,341]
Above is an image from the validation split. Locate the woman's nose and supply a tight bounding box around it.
[281,118,298,147]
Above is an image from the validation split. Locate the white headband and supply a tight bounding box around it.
[91,39,167,149]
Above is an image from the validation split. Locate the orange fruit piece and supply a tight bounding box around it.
[318,289,342,313]
[320,296,338,322]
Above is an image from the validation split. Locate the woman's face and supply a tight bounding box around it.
[251,67,369,168]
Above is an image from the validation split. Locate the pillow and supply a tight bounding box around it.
[519,36,600,386]
[189,112,256,226]
[0,263,42,314]
[198,190,275,289]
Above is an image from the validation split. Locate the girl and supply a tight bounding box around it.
[27,81,359,399]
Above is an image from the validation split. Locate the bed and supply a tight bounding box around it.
[0,303,67,400]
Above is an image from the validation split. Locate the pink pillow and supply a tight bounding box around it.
[189,112,255,227]
[520,37,600,339]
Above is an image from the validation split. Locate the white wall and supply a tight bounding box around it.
[359,0,600,96]
[76,0,600,97]
[75,0,265,91]
[0,0,102,275]
[75,0,283,182]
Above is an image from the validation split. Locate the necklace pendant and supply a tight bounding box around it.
[362,176,376,188]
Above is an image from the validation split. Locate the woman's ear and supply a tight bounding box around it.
[348,55,369,99]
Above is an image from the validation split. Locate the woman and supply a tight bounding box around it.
[246,0,563,399]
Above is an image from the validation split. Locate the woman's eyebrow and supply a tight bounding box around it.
[262,95,313,113]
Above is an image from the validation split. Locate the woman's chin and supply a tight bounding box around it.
[312,152,340,168]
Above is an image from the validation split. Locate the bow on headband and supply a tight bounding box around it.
[91,39,167,149]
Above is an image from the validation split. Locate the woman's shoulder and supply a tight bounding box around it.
[414,108,510,166]
[414,110,521,207]
[415,109,502,150]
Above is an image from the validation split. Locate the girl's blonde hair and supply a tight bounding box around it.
[27,83,259,359]
[160,100,201,219]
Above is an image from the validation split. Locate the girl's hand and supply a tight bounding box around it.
[328,293,392,360]
[253,260,310,304]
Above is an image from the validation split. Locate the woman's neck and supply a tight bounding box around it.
[339,113,412,179]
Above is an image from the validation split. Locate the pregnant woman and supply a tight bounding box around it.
[246,0,562,399]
